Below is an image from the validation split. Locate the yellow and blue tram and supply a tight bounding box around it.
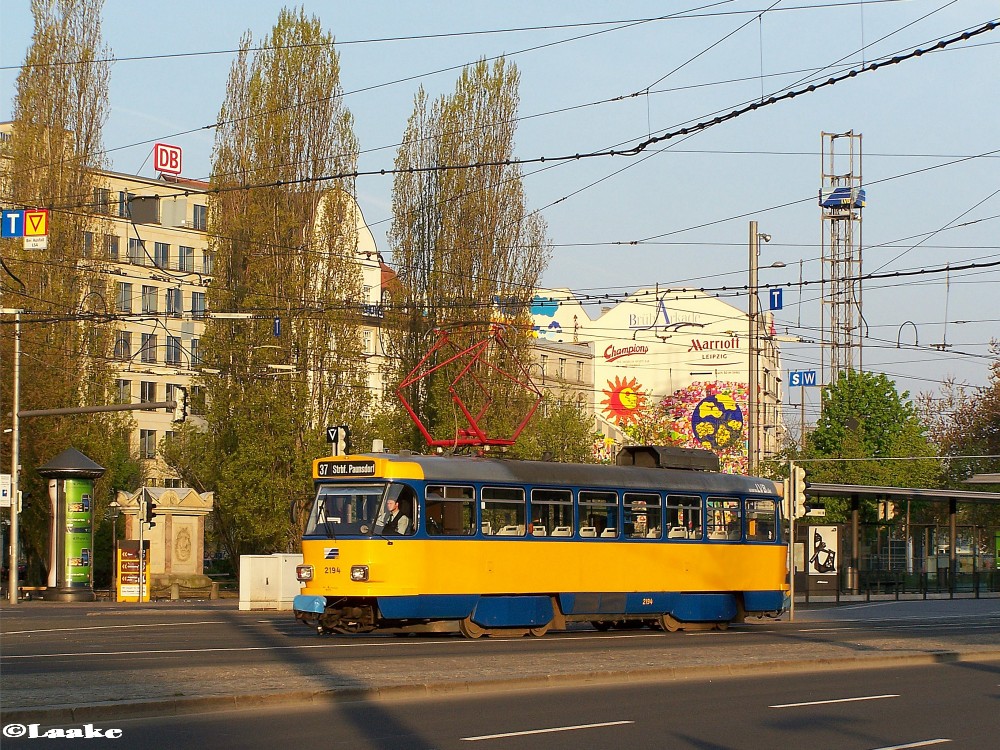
[293,446,788,637]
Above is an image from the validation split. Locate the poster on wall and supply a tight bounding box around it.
[808,525,839,575]
[64,478,94,587]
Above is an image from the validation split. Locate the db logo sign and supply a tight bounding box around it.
[153,143,183,175]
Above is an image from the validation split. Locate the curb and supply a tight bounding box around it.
[6,649,1000,724]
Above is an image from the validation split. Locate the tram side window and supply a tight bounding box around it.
[579,490,618,538]
[666,495,702,540]
[529,488,573,537]
[745,498,776,541]
[624,493,661,539]
[706,497,742,540]
[482,486,525,536]
[425,485,475,536]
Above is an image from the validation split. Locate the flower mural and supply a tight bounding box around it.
[691,393,744,451]
[628,381,748,473]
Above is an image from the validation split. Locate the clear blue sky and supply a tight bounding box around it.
[3,1,998,423]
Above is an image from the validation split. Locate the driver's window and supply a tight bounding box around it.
[377,484,418,536]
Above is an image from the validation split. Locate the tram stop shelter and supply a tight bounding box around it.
[804,483,1000,595]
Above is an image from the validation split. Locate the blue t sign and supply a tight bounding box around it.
[768,287,783,311]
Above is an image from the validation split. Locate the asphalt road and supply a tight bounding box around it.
[2,596,998,725]
[3,659,998,749]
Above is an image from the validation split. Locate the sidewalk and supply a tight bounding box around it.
[3,597,999,724]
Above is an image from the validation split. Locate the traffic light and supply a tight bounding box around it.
[172,385,188,423]
[336,424,350,456]
[791,463,808,518]
[142,498,157,528]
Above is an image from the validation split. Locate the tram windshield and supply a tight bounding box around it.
[306,483,385,537]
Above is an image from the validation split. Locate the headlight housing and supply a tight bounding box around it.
[350,565,369,582]
[295,564,313,582]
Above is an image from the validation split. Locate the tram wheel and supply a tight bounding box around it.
[528,623,550,637]
[459,617,486,639]
[715,621,729,631]
[658,614,682,632]
[591,620,612,631]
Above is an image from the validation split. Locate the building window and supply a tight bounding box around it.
[558,358,566,380]
[202,249,214,275]
[140,333,157,363]
[105,234,119,261]
[82,231,93,257]
[190,385,203,416]
[154,242,169,269]
[114,331,131,360]
[190,337,200,366]
[141,285,157,314]
[140,429,157,459]
[128,237,145,265]
[93,187,112,215]
[539,355,548,381]
[363,329,372,355]
[165,336,182,365]
[140,380,157,403]
[576,361,583,382]
[118,191,134,218]
[192,291,205,319]
[166,287,182,317]
[116,379,131,403]
[116,282,132,312]
[192,204,207,231]
[178,245,194,272]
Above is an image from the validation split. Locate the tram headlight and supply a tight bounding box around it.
[350,565,369,582]
[295,565,313,582]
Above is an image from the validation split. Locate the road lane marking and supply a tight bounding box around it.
[461,720,633,741]
[2,621,221,636]
[770,694,899,708]
[869,740,950,750]
[0,630,677,659]
[799,622,998,633]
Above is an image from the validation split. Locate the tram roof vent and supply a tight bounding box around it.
[616,445,720,472]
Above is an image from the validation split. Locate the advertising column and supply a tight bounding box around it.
[64,479,94,592]
[37,447,105,601]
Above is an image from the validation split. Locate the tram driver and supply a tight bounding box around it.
[383,496,411,535]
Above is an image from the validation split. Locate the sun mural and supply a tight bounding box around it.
[601,375,646,425]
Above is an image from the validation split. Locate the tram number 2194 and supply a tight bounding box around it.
[324,566,341,575]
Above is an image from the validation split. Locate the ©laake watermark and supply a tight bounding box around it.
[3,723,122,739]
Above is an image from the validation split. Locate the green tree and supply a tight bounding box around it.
[801,370,939,522]
[1,0,140,583]
[921,342,1000,527]
[163,8,369,558]
[509,396,599,464]
[385,59,550,450]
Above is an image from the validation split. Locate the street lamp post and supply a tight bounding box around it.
[108,499,120,601]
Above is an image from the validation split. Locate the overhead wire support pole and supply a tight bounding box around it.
[748,222,760,475]
[4,309,23,604]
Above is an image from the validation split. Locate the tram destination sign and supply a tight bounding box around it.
[316,459,376,478]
